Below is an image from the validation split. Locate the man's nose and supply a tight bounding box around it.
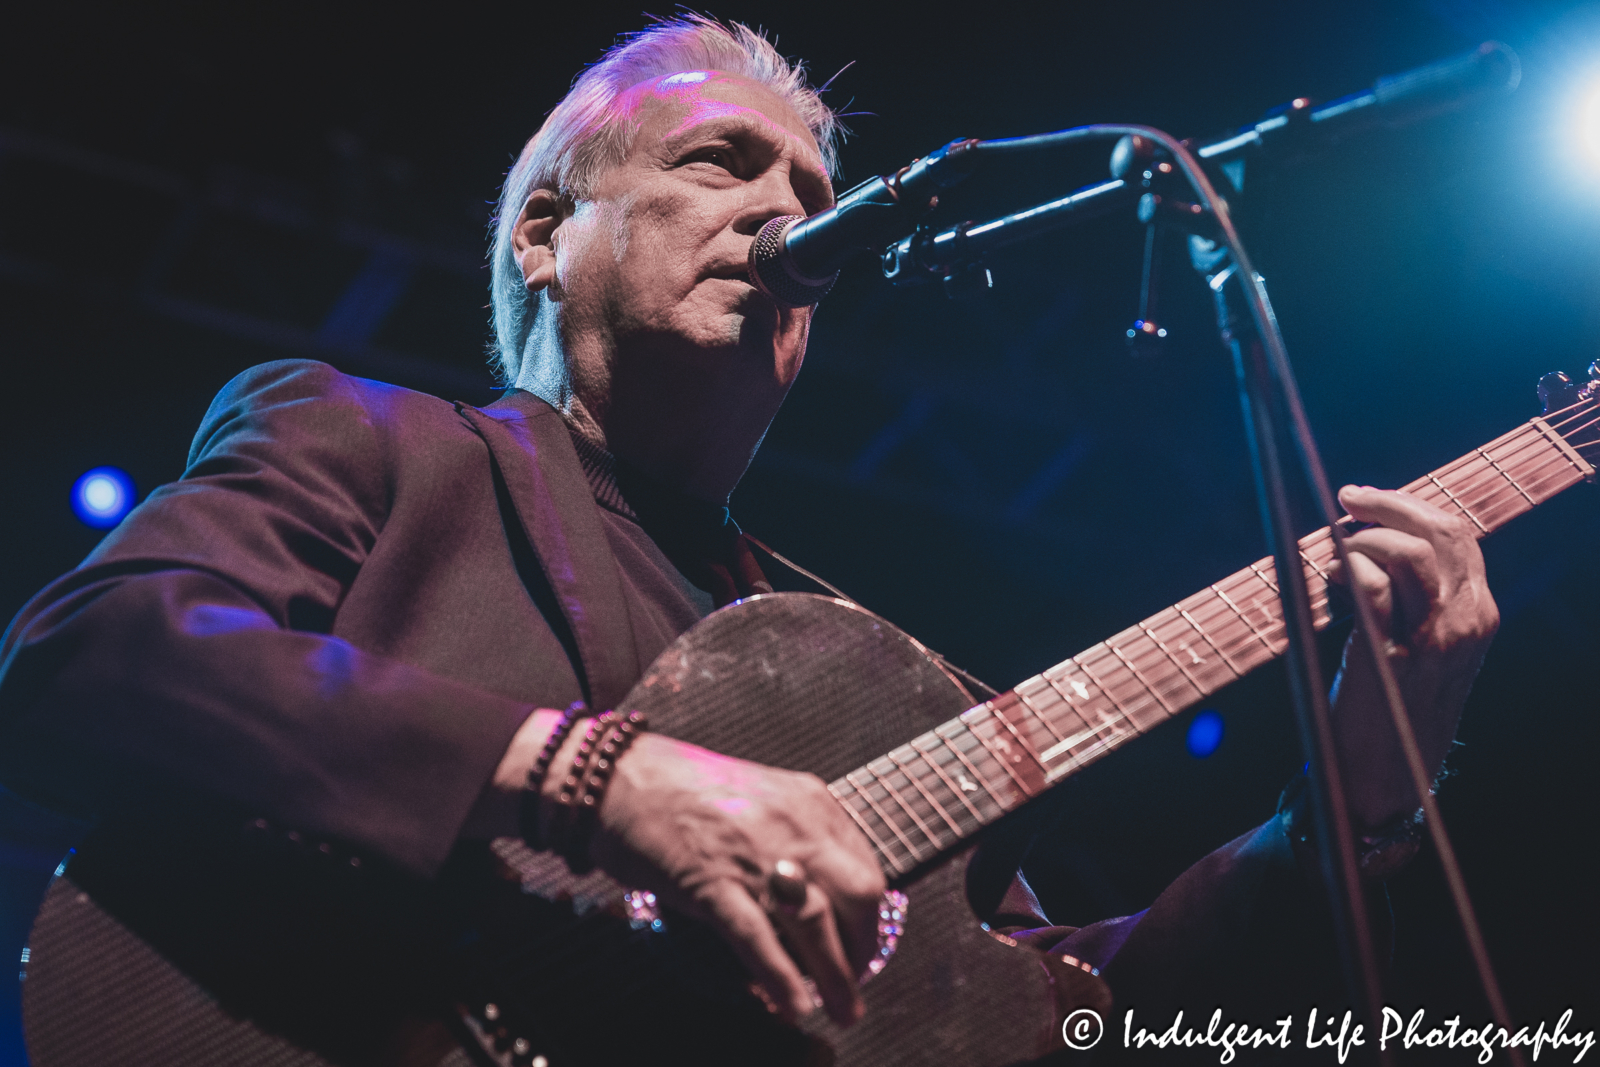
[732,166,809,237]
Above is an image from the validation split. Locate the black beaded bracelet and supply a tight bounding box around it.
[519,701,584,850]
[553,709,648,873]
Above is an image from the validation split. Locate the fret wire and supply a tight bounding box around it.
[1426,472,1489,532]
[989,701,1051,772]
[1041,673,1147,754]
[1427,467,1484,518]
[1522,444,1594,490]
[1108,641,1180,713]
[1239,567,1291,620]
[1297,546,1331,583]
[932,727,1011,821]
[869,760,949,852]
[1452,441,1523,495]
[848,770,929,866]
[1143,620,1211,694]
[1072,650,1142,723]
[839,780,913,873]
[1488,425,1585,493]
[1043,670,1094,709]
[1450,475,1524,530]
[934,724,1011,816]
[1423,451,1490,499]
[908,736,988,826]
[1185,602,1267,675]
[1532,415,1599,477]
[1467,425,1546,483]
[1248,560,1279,594]
[1448,444,1539,524]
[1178,605,1245,677]
[1115,618,1209,698]
[1213,594,1300,668]
[1001,691,1065,752]
[1484,448,1585,516]
[1417,422,1538,489]
[1012,681,1067,743]
[827,781,903,874]
[961,710,1040,799]
[1403,423,1541,515]
[1507,431,1592,487]
[1212,582,1278,654]
[1452,466,1533,530]
[890,749,971,839]
[886,751,966,836]
[1474,446,1538,504]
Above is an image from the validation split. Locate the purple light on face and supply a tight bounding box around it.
[71,467,135,529]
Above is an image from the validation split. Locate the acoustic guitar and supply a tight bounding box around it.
[20,370,1598,1067]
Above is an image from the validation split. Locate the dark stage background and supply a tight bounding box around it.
[2,1,1598,1061]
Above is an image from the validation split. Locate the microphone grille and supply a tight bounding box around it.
[747,215,837,308]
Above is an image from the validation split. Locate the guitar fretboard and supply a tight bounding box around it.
[829,401,1599,878]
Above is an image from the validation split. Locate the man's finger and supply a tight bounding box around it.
[1338,485,1483,581]
[803,845,887,975]
[1340,527,1439,634]
[697,880,815,1024]
[1328,550,1395,632]
[770,881,865,1027]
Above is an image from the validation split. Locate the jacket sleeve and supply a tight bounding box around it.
[0,360,532,878]
[1000,809,1387,1012]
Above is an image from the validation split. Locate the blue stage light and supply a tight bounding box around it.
[1186,709,1224,758]
[71,467,136,529]
[1586,81,1600,164]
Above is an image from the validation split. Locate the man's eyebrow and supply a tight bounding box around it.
[661,107,814,162]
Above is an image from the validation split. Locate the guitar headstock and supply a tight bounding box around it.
[1538,362,1600,471]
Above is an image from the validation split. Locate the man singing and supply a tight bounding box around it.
[0,15,1497,1065]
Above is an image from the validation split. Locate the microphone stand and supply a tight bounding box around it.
[882,118,1525,1065]
[1071,126,1392,1053]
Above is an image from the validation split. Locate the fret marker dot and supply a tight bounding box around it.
[1186,710,1224,758]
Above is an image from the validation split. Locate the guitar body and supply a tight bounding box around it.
[23,594,1094,1067]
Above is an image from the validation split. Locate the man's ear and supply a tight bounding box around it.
[511,189,565,293]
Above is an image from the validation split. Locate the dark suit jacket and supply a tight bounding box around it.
[0,358,691,878]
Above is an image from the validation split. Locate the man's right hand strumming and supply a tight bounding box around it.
[470,710,885,1029]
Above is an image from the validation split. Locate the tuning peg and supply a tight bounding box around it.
[1588,360,1599,381]
[1537,371,1578,416]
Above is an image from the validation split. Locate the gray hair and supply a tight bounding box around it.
[488,15,844,386]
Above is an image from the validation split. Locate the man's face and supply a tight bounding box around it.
[549,71,834,419]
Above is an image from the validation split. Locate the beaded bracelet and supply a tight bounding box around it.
[519,701,584,849]
[553,709,649,873]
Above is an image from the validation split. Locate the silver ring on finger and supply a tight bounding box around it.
[767,858,809,913]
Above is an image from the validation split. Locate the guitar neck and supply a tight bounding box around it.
[828,404,1599,879]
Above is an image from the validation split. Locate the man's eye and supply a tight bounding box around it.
[691,150,732,171]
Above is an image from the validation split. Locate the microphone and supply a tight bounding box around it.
[747,137,984,308]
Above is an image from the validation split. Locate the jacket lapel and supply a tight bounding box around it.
[456,393,642,711]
